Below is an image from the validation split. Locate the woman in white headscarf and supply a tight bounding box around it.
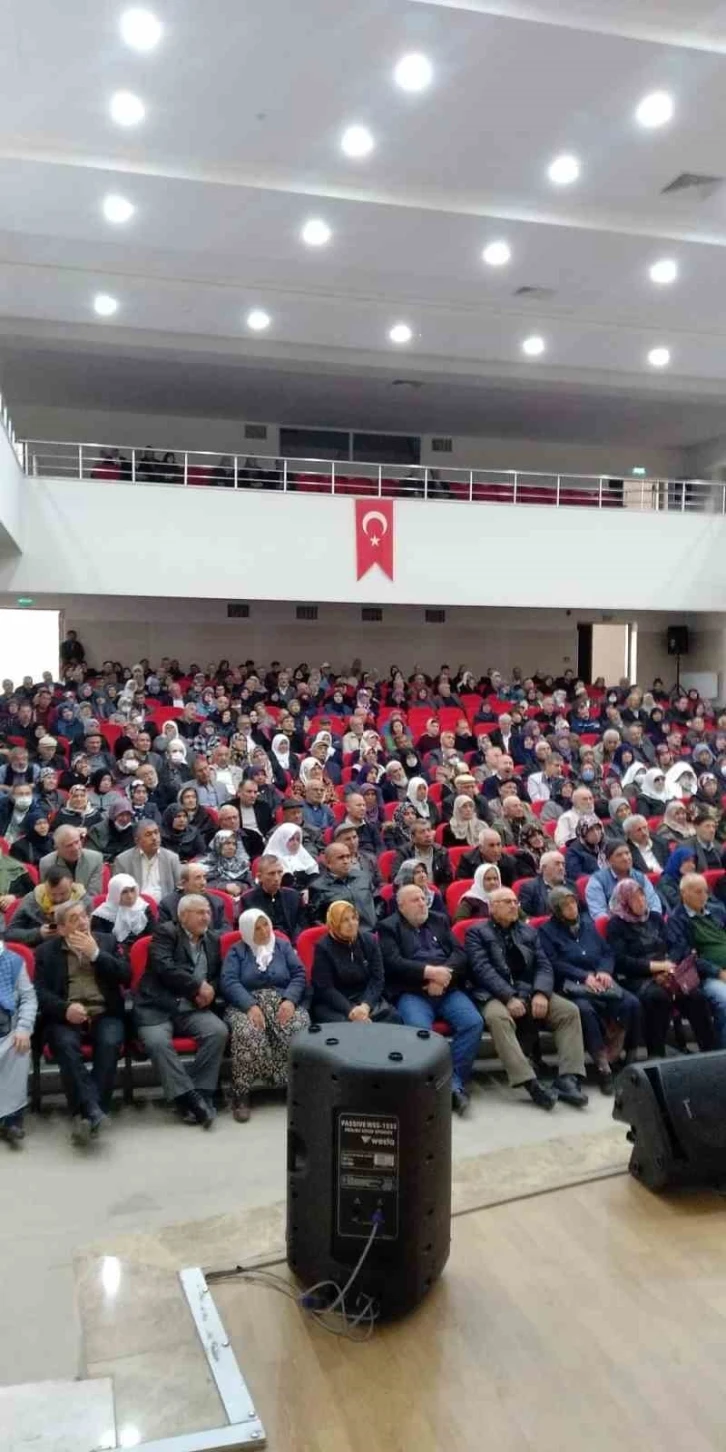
[442,794,486,848]
[635,767,669,818]
[90,873,152,954]
[665,761,698,801]
[312,730,336,763]
[620,762,647,796]
[406,776,440,826]
[298,756,324,789]
[220,908,310,1122]
[453,863,503,922]
[264,823,318,893]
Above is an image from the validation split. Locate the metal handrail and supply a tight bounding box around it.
[17,439,725,513]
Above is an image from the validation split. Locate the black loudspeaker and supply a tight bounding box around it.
[667,624,689,656]
[613,1051,726,1190]
[287,1023,452,1319]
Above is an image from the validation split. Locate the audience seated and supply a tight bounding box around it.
[135,895,227,1127]
[220,908,309,1121]
[606,880,714,1057]
[539,886,641,1094]
[464,888,588,1110]
[0,943,37,1146]
[112,820,181,902]
[4,652,726,1132]
[35,900,130,1144]
[378,884,482,1113]
[311,901,401,1026]
[40,825,103,897]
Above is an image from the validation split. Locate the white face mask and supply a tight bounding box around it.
[14,796,33,812]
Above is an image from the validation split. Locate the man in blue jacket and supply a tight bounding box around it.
[585,841,662,920]
[666,873,726,1047]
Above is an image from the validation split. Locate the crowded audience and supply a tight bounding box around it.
[3,647,726,1148]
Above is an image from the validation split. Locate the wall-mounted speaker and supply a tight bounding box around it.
[667,625,689,656]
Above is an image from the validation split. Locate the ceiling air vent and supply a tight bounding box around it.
[425,608,446,624]
[514,286,557,300]
[296,604,318,621]
[361,607,383,622]
[244,423,268,440]
[431,437,453,453]
[227,603,250,618]
[661,172,723,200]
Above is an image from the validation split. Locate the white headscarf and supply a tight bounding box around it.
[466,863,502,906]
[238,907,275,971]
[92,873,148,942]
[665,762,698,800]
[272,733,291,767]
[313,731,335,762]
[406,776,432,819]
[299,757,323,787]
[621,762,647,791]
[448,794,482,846]
[264,822,318,876]
[640,768,667,802]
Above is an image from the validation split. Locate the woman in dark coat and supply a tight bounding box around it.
[540,885,641,1093]
[311,901,401,1024]
[220,908,310,1121]
[160,804,208,862]
[564,813,606,880]
[605,878,714,1058]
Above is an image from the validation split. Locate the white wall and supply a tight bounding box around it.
[0,594,705,692]
[0,421,23,552]
[15,403,686,479]
[1,480,725,617]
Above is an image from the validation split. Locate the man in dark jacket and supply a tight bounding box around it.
[241,854,305,942]
[392,820,453,891]
[457,827,517,887]
[463,888,587,1110]
[378,884,482,1114]
[135,896,228,1127]
[666,874,726,1048]
[310,841,378,931]
[517,851,576,919]
[157,861,225,930]
[35,899,129,1143]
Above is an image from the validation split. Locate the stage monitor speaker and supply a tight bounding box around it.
[613,1050,726,1190]
[667,624,689,656]
[287,1023,452,1319]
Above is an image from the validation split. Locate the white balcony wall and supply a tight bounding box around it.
[0,480,722,617]
[0,423,23,553]
[14,403,686,479]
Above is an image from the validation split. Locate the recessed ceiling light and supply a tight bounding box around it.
[632,467,646,476]
[547,153,580,186]
[482,240,511,267]
[119,7,162,51]
[389,322,413,344]
[341,124,374,158]
[394,53,433,92]
[109,90,145,126]
[522,335,545,357]
[93,293,119,317]
[649,257,678,285]
[636,91,674,128]
[648,346,671,368]
[301,218,331,247]
[246,309,271,332]
[102,194,135,224]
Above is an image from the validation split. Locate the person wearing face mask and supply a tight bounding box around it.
[0,783,40,846]
[158,741,193,807]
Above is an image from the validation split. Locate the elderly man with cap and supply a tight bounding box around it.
[585,840,663,920]
[135,894,227,1127]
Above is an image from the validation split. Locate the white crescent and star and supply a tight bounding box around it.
[361,509,389,548]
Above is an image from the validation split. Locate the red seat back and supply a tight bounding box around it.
[297,925,327,981]
[704,869,725,893]
[6,941,34,977]
[446,879,473,916]
[575,874,590,905]
[206,888,237,925]
[594,915,609,940]
[129,934,153,992]
[447,845,471,875]
[377,850,398,883]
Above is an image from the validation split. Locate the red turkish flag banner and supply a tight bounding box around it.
[355,499,394,580]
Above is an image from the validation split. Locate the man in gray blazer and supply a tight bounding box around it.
[40,825,104,898]
[112,820,181,902]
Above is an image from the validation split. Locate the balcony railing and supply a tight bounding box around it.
[19,439,725,512]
